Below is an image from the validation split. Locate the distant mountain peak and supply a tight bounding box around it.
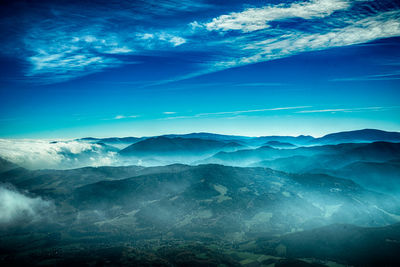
[119,136,243,155]
[316,128,400,144]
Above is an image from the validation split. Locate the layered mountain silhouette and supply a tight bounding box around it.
[203,141,400,167]
[264,141,297,148]
[312,129,400,144]
[120,136,244,156]
[80,129,400,148]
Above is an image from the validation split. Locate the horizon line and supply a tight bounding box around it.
[1,128,399,140]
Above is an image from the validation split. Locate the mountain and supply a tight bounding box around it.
[0,157,19,173]
[80,132,316,148]
[100,137,142,143]
[2,162,400,266]
[264,141,297,148]
[205,141,400,167]
[78,136,143,149]
[80,137,141,143]
[0,163,199,197]
[313,129,400,144]
[317,160,400,194]
[119,136,243,156]
[3,129,400,265]
[253,155,326,173]
[254,223,400,266]
[256,135,315,146]
[0,164,144,196]
[162,132,251,142]
[72,164,400,238]
[77,129,400,154]
[3,162,397,236]
[201,145,281,166]
[162,133,314,146]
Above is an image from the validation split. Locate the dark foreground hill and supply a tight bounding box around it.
[2,161,398,235]
[1,159,400,266]
[253,223,400,266]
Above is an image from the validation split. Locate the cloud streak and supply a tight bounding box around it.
[114,115,139,120]
[331,71,400,81]
[207,10,400,73]
[296,106,399,113]
[163,105,400,120]
[163,106,311,120]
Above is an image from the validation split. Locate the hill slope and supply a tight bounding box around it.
[314,129,400,144]
[120,136,243,156]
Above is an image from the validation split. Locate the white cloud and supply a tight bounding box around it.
[158,33,186,46]
[209,11,400,72]
[197,106,311,116]
[4,0,400,84]
[114,115,139,120]
[139,33,155,40]
[163,106,311,120]
[296,106,385,113]
[163,111,177,115]
[204,0,351,32]
[23,28,124,82]
[162,105,400,119]
[0,139,121,169]
[20,16,187,82]
[331,71,400,81]
[23,27,187,82]
[169,36,186,46]
[0,185,53,225]
[106,47,133,54]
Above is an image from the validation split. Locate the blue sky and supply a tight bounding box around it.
[0,0,400,138]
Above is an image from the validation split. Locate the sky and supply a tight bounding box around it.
[0,0,400,138]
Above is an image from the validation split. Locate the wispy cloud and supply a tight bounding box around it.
[147,1,400,86]
[206,10,400,73]
[22,25,187,83]
[162,106,400,119]
[331,71,400,81]
[163,112,177,115]
[202,0,350,32]
[114,115,139,120]
[296,106,391,113]
[2,1,195,83]
[163,106,311,120]
[2,0,400,83]
[233,83,287,87]
[197,106,312,116]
